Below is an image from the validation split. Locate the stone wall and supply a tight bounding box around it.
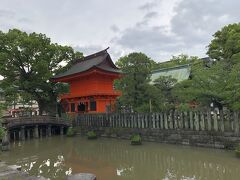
[74,111,240,149]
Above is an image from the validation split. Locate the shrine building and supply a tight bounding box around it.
[51,48,122,114]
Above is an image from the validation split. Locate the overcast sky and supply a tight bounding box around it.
[0,0,239,62]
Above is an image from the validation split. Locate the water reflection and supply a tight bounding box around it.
[0,137,239,180]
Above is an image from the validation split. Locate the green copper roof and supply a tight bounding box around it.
[150,64,191,83]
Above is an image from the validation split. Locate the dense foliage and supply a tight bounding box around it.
[115,52,156,112]
[0,104,6,139]
[0,29,82,114]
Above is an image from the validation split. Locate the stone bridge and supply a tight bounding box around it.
[2,116,71,141]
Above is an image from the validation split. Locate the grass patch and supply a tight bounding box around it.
[87,131,97,139]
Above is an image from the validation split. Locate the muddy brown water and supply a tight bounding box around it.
[0,136,239,180]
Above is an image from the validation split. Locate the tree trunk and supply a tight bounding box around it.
[37,100,45,115]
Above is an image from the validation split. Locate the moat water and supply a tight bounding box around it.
[0,136,239,180]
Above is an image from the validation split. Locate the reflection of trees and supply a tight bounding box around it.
[72,139,240,180]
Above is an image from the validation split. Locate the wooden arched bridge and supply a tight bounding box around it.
[2,116,71,141]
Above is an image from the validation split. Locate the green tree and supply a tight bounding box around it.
[207,23,240,62]
[152,76,177,110]
[0,103,6,139]
[154,54,199,70]
[173,62,228,110]
[174,23,240,110]
[115,52,156,112]
[0,29,82,115]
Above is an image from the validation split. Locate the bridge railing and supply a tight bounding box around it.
[3,115,71,128]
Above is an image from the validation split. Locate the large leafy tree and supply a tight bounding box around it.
[149,76,177,111]
[115,52,156,112]
[207,23,240,62]
[174,23,240,110]
[0,29,82,114]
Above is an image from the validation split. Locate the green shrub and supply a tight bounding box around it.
[0,127,6,140]
[235,144,240,158]
[130,134,142,145]
[87,131,97,139]
[66,127,76,137]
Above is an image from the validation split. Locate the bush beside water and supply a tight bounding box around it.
[66,127,76,137]
[235,144,240,158]
[87,131,97,139]
[131,134,142,145]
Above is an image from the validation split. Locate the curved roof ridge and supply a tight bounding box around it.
[51,47,121,81]
[73,47,109,65]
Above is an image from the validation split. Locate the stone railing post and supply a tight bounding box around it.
[189,111,193,130]
[213,112,218,131]
[164,112,168,129]
[160,113,164,129]
[200,112,205,131]
[194,112,199,131]
[169,111,173,129]
[207,111,211,131]
[219,110,224,132]
[174,111,178,129]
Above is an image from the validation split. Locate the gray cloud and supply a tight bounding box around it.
[112,0,240,60]
[110,25,120,33]
[139,1,158,11]
[0,9,15,19]
[144,11,158,19]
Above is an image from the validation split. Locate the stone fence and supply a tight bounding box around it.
[76,111,240,134]
[75,111,240,148]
